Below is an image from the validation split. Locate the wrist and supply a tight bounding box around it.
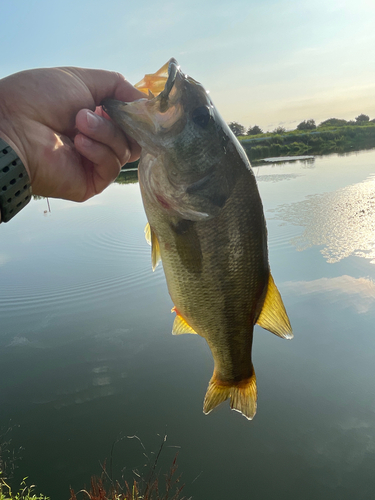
[0,76,31,179]
[0,137,32,222]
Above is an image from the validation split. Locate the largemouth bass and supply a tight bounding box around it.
[103,59,293,420]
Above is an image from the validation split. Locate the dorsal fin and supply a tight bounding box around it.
[171,307,198,335]
[144,223,161,271]
[256,274,293,339]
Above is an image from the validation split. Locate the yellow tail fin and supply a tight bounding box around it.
[203,370,257,420]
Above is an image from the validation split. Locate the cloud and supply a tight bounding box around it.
[0,254,10,266]
[7,336,32,347]
[285,275,375,314]
[271,175,375,263]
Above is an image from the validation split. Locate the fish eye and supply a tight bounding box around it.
[192,106,211,128]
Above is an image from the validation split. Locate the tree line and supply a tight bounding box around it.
[228,114,374,137]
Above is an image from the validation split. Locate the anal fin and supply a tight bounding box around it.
[203,369,257,420]
[256,274,293,340]
[144,222,161,271]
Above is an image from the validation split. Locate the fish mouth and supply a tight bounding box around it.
[133,58,180,99]
[101,58,184,144]
[159,58,179,100]
[157,58,179,112]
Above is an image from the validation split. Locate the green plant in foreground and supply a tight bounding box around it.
[0,477,49,500]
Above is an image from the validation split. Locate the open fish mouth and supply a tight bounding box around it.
[101,59,180,122]
[159,58,179,99]
[101,58,186,147]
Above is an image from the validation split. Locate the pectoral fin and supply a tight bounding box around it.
[144,223,161,271]
[203,369,257,420]
[171,307,198,335]
[256,274,293,340]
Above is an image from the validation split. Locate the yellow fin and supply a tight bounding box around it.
[144,222,151,245]
[135,61,169,96]
[144,223,161,271]
[256,274,293,339]
[171,308,198,335]
[203,370,257,420]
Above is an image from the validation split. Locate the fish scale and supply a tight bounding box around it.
[103,58,293,420]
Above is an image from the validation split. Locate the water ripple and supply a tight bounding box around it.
[0,266,162,314]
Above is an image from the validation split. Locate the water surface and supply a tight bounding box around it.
[1,150,375,499]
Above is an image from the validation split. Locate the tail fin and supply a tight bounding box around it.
[203,370,257,420]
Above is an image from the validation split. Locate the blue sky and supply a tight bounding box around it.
[2,0,375,131]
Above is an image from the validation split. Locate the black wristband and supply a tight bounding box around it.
[0,137,32,223]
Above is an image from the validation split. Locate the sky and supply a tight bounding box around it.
[2,0,375,131]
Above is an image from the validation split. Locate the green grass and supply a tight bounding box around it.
[0,477,49,500]
[115,168,139,184]
[239,123,375,160]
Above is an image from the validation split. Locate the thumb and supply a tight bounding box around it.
[66,67,145,105]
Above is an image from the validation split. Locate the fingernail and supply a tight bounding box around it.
[86,111,100,129]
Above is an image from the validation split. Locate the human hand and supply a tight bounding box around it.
[0,67,143,201]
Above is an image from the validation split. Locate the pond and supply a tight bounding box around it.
[1,149,375,500]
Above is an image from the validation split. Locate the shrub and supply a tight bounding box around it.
[355,114,370,123]
[297,119,316,130]
[272,126,286,134]
[318,118,348,128]
[247,125,263,135]
[228,122,245,136]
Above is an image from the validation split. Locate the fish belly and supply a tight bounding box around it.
[141,164,269,385]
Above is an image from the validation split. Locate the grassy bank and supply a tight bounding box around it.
[119,123,375,172]
[239,122,375,161]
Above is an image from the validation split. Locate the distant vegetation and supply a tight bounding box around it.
[118,114,375,179]
[228,113,374,138]
[228,122,246,136]
[228,114,375,160]
[247,125,263,135]
[297,119,316,131]
[115,168,138,184]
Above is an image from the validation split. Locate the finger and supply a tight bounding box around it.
[121,133,141,164]
[74,133,129,197]
[66,67,144,105]
[95,107,142,162]
[76,109,133,165]
[76,108,141,164]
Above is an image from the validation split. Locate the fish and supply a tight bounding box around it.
[103,59,293,420]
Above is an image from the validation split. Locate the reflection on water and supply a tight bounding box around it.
[271,173,375,263]
[262,155,315,164]
[257,173,301,183]
[1,150,375,500]
[285,275,375,314]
